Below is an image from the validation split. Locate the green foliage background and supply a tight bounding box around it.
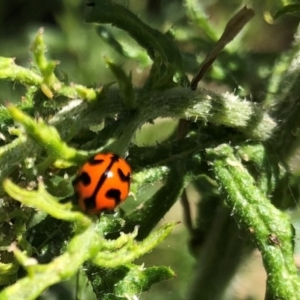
[1,0,300,299]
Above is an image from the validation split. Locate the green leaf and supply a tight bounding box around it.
[143,55,178,91]
[0,57,42,86]
[85,0,189,87]
[96,26,151,67]
[87,264,175,299]
[105,58,136,109]
[3,179,91,226]
[273,4,300,20]
[93,222,177,267]
[7,105,87,165]
[0,224,101,300]
[31,28,61,98]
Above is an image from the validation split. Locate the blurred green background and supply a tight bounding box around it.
[1,0,300,299]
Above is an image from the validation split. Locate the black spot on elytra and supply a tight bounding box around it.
[111,154,120,163]
[84,195,97,210]
[72,171,91,187]
[118,168,131,183]
[86,2,95,7]
[77,172,91,186]
[79,172,92,185]
[88,158,104,165]
[106,188,122,206]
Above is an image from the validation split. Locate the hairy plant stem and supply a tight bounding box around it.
[271,68,300,163]
[0,87,275,185]
[206,144,300,299]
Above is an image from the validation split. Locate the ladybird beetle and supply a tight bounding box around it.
[73,153,131,214]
